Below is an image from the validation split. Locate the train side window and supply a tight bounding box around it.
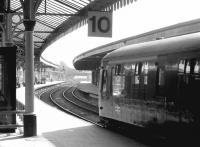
[112,64,128,97]
[124,64,132,75]
[178,59,191,74]
[142,62,148,85]
[112,75,125,96]
[134,63,140,84]
[158,67,165,86]
[186,61,191,74]
[194,60,200,74]
[115,64,125,75]
[135,63,139,75]
[131,64,136,72]
[178,60,185,73]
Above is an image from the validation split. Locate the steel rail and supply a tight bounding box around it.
[63,87,98,114]
[50,86,103,127]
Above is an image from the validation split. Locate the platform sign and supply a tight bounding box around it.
[88,11,112,37]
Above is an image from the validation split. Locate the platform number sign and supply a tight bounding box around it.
[88,11,112,37]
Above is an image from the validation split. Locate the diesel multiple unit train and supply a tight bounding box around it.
[98,32,200,134]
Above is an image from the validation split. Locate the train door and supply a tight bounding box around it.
[190,59,200,121]
[132,62,146,100]
[177,58,200,121]
[99,65,113,118]
[155,63,166,101]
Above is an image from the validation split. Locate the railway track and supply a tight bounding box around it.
[35,83,102,127]
[35,83,183,146]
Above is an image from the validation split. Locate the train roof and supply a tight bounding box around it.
[103,32,200,64]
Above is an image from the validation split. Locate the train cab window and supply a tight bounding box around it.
[102,69,107,93]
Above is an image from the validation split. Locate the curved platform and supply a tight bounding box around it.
[0,83,144,147]
[76,83,98,99]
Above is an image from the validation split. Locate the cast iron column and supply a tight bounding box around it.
[23,0,37,137]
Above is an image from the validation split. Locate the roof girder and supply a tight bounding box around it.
[8,0,136,62]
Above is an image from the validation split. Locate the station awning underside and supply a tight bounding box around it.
[73,18,200,70]
[73,41,125,70]
[8,0,136,64]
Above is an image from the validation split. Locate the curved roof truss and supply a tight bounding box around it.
[6,0,137,63]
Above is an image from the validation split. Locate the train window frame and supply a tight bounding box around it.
[158,67,165,86]
[134,63,143,85]
[112,75,125,97]
[155,62,167,98]
[135,63,139,75]
[114,64,125,75]
[101,69,107,94]
[185,60,191,74]
[178,59,185,73]
[142,62,148,85]
[112,64,132,97]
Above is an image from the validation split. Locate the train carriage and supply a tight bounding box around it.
[99,32,200,134]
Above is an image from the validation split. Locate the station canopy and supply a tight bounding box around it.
[9,0,136,63]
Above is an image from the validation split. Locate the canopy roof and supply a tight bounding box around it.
[8,0,136,63]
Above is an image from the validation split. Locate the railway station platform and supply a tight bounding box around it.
[76,83,98,99]
[0,82,145,147]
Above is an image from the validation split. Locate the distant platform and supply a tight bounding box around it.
[76,83,98,99]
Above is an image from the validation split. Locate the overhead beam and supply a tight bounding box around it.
[9,12,80,17]
[36,12,78,16]
[15,30,53,33]
[54,0,80,11]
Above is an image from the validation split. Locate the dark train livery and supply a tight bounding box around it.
[99,32,200,133]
